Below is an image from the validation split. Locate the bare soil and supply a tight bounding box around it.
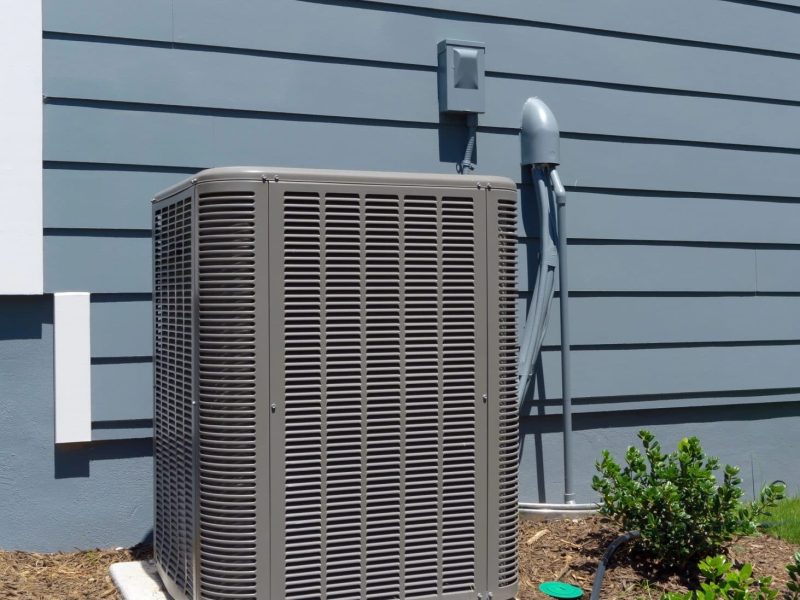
[519,516,800,599]
[0,519,796,599]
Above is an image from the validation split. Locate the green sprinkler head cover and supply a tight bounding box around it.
[539,580,584,598]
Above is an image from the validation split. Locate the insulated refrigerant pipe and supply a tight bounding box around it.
[519,97,580,509]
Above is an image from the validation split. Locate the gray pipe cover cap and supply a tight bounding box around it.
[520,97,560,166]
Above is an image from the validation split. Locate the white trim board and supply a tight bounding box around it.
[0,1,43,294]
[54,292,92,444]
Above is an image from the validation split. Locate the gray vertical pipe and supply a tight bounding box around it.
[520,97,578,508]
[551,169,574,504]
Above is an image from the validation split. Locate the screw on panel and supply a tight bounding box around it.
[274,176,280,182]
[191,178,197,184]
[476,183,482,190]
[482,394,487,403]
[487,183,492,191]
[261,175,268,183]
[271,403,277,412]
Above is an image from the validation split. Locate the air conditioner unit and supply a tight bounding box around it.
[152,167,519,600]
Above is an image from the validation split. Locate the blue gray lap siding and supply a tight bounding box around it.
[21,0,800,549]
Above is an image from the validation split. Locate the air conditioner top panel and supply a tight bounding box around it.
[152,166,517,202]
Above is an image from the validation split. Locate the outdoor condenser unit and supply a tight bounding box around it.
[152,167,519,600]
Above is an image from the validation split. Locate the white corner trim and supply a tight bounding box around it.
[0,0,43,295]
[54,292,92,444]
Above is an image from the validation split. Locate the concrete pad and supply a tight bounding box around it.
[109,560,169,600]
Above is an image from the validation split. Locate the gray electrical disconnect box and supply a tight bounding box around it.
[438,39,486,113]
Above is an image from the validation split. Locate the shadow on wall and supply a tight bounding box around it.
[0,296,47,340]
[519,359,549,501]
[139,528,154,547]
[54,438,153,479]
[438,112,475,171]
[519,398,800,503]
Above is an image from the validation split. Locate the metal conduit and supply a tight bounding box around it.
[517,166,558,404]
[519,97,582,511]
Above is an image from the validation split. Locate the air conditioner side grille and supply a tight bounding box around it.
[154,196,194,599]
[496,196,519,588]
[282,191,478,600]
[197,191,258,600]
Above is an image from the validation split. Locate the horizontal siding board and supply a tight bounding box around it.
[44,38,438,126]
[44,234,151,293]
[519,192,800,245]
[559,140,800,199]
[489,79,800,152]
[42,0,172,41]
[527,344,800,402]
[43,104,800,198]
[756,249,800,292]
[518,243,756,293]
[44,104,212,169]
[44,168,176,229]
[518,295,800,346]
[523,390,800,416]
[91,361,152,421]
[363,0,800,56]
[44,0,800,103]
[44,38,800,151]
[90,300,152,357]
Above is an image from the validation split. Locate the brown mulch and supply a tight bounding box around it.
[519,516,800,599]
[0,545,151,600]
[0,520,796,599]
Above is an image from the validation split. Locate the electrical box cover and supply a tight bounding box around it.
[438,39,486,113]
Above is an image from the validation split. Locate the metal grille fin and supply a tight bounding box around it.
[496,196,520,589]
[283,191,479,600]
[154,196,195,599]
[197,191,258,600]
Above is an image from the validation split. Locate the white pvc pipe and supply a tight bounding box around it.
[519,502,597,510]
[519,503,598,521]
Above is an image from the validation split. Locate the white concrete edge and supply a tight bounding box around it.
[0,0,43,295]
[110,561,169,600]
[519,507,598,521]
[54,292,92,444]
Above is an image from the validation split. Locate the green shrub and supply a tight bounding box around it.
[659,555,778,600]
[787,551,800,600]
[592,430,785,566]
